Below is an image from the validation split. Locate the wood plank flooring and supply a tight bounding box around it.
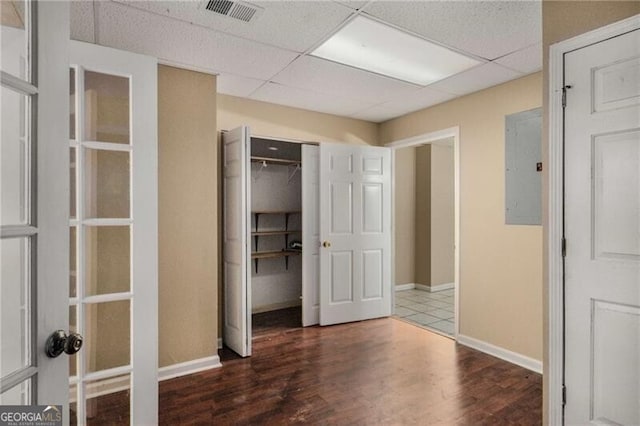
[159,318,542,425]
[252,307,301,339]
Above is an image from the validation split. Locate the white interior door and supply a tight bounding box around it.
[302,145,320,326]
[1,0,69,411]
[222,126,251,356]
[564,28,640,425]
[319,143,392,325]
[69,41,158,425]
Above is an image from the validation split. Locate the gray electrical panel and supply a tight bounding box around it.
[505,107,542,225]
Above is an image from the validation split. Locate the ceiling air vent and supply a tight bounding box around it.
[204,0,263,23]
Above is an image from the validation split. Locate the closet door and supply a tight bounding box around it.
[302,145,320,326]
[222,126,251,357]
[319,143,392,325]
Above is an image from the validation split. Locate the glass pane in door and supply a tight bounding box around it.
[0,0,29,80]
[1,85,30,225]
[83,149,130,219]
[0,237,30,377]
[0,379,31,405]
[84,301,130,373]
[85,375,131,425]
[84,226,130,296]
[83,71,130,144]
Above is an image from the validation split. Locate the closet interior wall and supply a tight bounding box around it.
[250,138,302,313]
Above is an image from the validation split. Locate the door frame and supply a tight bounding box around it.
[547,13,640,425]
[385,126,460,339]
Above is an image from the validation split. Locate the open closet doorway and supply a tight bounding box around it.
[388,128,460,338]
[249,138,304,339]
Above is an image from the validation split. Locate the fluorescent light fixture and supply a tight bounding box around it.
[311,16,481,85]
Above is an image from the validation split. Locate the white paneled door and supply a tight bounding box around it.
[564,29,640,425]
[319,143,392,325]
[222,126,251,357]
[302,145,320,326]
[69,41,158,425]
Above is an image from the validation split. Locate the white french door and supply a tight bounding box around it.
[1,0,69,410]
[319,143,392,325]
[564,28,640,425]
[222,126,251,357]
[68,41,158,424]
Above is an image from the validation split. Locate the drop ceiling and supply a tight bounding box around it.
[70,0,542,123]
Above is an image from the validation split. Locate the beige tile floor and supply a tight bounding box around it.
[394,288,455,336]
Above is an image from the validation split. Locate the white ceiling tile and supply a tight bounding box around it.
[349,105,400,123]
[217,73,266,98]
[116,0,355,53]
[70,0,96,43]
[373,86,457,117]
[361,1,541,60]
[494,43,542,74]
[335,1,370,11]
[93,1,299,80]
[250,82,374,117]
[428,63,523,96]
[272,56,419,104]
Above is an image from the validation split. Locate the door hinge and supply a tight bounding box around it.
[561,238,567,258]
[562,384,567,406]
[562,85,572,108]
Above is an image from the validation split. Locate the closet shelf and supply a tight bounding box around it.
[251,156,301,166]
[252,210,301,215]
[251,250,301,260]
[251,230,301,237]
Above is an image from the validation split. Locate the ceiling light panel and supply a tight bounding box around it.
[311,16,481,86]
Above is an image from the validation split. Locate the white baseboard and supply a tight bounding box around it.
[395,283,416,291]
[457,334,542,374]
[252,300,301,314]
[415,282,454,292]
[217,337,223,349]
[159,355,222,381]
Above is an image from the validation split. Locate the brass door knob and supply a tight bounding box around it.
[322,241,331,248]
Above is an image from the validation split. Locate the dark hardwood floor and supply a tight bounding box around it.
[252,306,302,339]
[158,318,542,425]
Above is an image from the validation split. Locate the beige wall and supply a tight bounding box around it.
[158,65,218,367]
[380,72,543,361]
[218,94,379,145]
[541,2,640,422]
[394,147,416,286]
[414,145,431,286]
[430,142,455,286]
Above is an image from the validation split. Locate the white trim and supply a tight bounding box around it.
[395,283,416,291]
[158,356,222,382]
[386,126,460,339]
[385,126,460,148]
[457,334,542,374]
[547,14,640,426]
[217,338,223,349]
[545,15,640,425]
[157,58,220,77]
[415,282,454,292]
[252,300,301,314]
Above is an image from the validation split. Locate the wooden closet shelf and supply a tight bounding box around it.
[252,230,301,237]
[251,156,301,166]
[252,210,301,215]
[251,250,301,260]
